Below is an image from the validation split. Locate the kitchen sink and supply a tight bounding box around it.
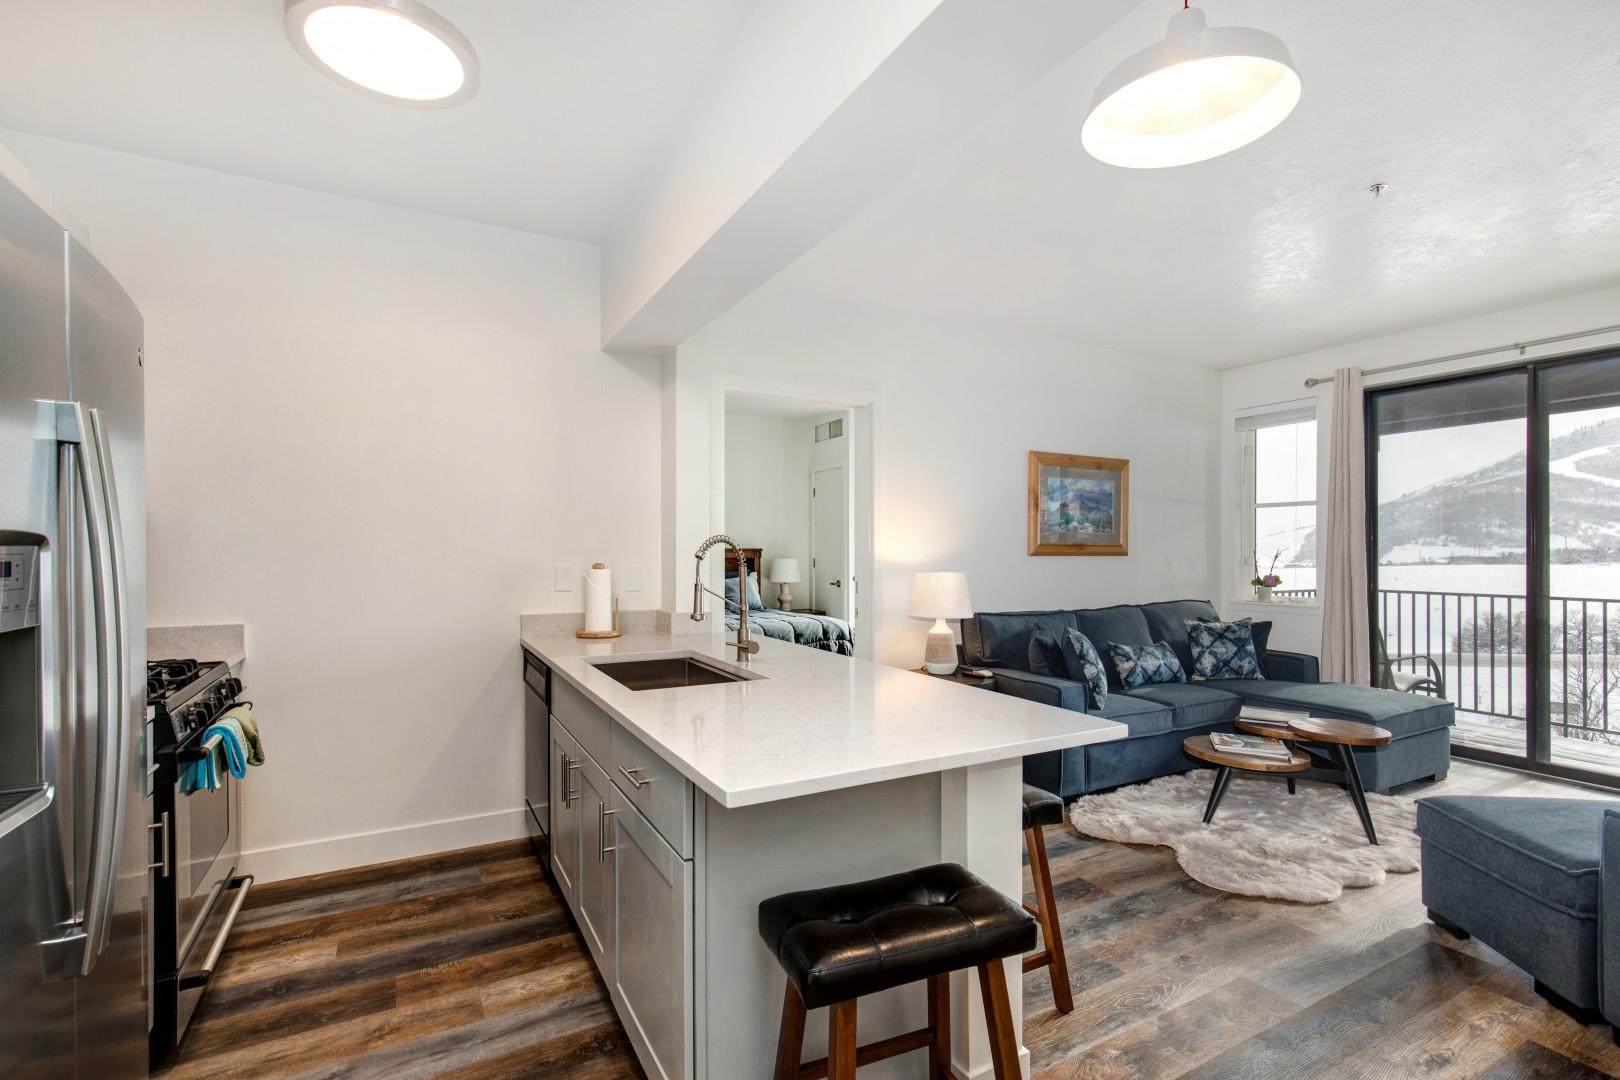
[586,655,762,691]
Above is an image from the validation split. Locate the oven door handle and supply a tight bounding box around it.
[178,875,253,991]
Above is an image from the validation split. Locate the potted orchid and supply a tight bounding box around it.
[1251,551,1283,601]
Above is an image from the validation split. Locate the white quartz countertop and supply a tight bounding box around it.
[520,627,1126,809]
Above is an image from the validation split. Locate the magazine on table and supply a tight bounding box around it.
[1209,732,1294,759]
[1238,705,1312,729]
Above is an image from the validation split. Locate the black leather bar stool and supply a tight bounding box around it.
[1021,783,1074,1013]
[758,862,1036,1080]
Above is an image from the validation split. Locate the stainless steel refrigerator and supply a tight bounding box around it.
[0,170,148,1077]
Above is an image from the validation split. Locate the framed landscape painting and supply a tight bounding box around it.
[1028,451,1129,556]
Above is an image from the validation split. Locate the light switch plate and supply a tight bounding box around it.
[554,564,573,592]
[623,566,642,592]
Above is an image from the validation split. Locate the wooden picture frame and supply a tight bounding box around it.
[1027,451,1129,556]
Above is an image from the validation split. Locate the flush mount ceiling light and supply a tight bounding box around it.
[1081,2,1300,169]
[285,0,479,107]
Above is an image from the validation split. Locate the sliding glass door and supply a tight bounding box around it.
[1540,352,1620,776]
[1369,348,1620,785]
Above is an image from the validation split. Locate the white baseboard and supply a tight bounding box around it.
[239,806,531,884]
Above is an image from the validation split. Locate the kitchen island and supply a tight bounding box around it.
[519,627,1125,1079]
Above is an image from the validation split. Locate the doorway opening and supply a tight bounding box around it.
[722,391,868,657]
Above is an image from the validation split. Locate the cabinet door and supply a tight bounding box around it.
[549,726,580,906]
[576,753,617,967]
[613,788,693,1080]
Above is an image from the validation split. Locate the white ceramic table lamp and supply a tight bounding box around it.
[911,572,973,675]
[769,558,802,610]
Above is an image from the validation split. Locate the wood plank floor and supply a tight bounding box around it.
[1022,759,1620,1080]
[162,759,1620,1079]
[156,839,644,1080]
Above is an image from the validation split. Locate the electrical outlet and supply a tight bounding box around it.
[554,564,573,592]
[623,566,642,592]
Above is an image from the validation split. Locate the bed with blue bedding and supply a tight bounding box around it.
[723,551,854,656]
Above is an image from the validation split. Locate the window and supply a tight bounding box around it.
[814,418,844,443]
[1236,402,1317,599]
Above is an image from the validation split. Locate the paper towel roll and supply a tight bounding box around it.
[584,563,613,633]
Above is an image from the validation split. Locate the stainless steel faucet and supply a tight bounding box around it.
[690,534,760,659]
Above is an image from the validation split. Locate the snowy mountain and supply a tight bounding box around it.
[1297,418,1620,565]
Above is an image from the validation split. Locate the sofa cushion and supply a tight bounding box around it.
[1072,606,1154,688]
[1092,693,1174,738]
[970,611,1080,670]
[1027,627,1066,678]
[1185,617,1264,681]
[1120,683,1241,731]
[1106,641,1187,691]
[1140,599,1220,673]
[1416,796,1618,915]
[1062,628,1109,707]
[1199,680,1454,739]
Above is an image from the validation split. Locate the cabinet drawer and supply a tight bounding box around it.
[552,676,610,768]
[611,723,693,858]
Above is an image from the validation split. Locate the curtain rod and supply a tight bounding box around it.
[1302,322,1620,388]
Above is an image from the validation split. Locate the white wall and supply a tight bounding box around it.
[6,133,663,881]
[724,410,812,595]
[1220,282,1620,656]
[681,287,1224,667]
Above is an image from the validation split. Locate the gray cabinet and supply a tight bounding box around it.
[549,724,582,906]
[612,788,693,1080]
[537,678,694,1080]
[576,749,616,968]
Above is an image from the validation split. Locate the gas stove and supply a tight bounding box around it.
[147,658,240,744]
[146,656,251,1067]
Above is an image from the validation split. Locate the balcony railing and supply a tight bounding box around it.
[1377,589,1620,742]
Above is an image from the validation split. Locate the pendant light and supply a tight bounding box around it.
[1081,2,1300,169]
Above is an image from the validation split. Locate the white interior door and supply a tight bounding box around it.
[811,465,848,618]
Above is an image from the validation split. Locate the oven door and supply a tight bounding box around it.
[171,760,240,974]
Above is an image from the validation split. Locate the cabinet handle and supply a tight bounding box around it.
[147,812,170,878]
[598,805,621,862]
[618,766,652,790]
[562,753,581,808]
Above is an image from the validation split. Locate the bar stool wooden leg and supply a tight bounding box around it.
[976,960,1020,1080]
[927,973,951,1079]
[773,981,807,1080]
[828,999,858,1080]
[1025,823,1074,1013]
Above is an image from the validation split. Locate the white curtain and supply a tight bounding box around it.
[1320,366,1372,685]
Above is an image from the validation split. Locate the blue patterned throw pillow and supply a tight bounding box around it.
[1106,641,1186,690]
[1027,627,1066,678]
[1062,629,1109,707]
[1184,617,1265,681]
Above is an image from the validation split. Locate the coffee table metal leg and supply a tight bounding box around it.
[1203,766,1234,824]
[1334,744,1378,845]
[1286,777,1295,795]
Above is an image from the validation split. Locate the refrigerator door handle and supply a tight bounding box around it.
[48,402,126,977]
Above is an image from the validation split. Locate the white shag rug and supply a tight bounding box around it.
[1068,771,1420,903]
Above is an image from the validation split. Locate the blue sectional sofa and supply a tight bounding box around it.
[1418,797,1620,1028]
[961,599,1455,798]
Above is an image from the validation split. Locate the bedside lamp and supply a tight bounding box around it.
[769,558,802,610]
[911,572,973,675]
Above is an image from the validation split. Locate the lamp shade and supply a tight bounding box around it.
[1081,6,1300,169]
[910,572,973,620]
[769,558,802,584]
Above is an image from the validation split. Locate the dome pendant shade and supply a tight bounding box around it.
[1081,6,1300,169]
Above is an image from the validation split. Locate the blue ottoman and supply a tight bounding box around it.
[1416,795,1620,1021]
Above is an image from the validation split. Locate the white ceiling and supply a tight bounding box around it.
[0,0,761,242]
[765,0,1620,368]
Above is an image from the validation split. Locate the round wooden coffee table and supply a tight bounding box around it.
[1182,734,1309,825]
[1235,716,1392,844]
